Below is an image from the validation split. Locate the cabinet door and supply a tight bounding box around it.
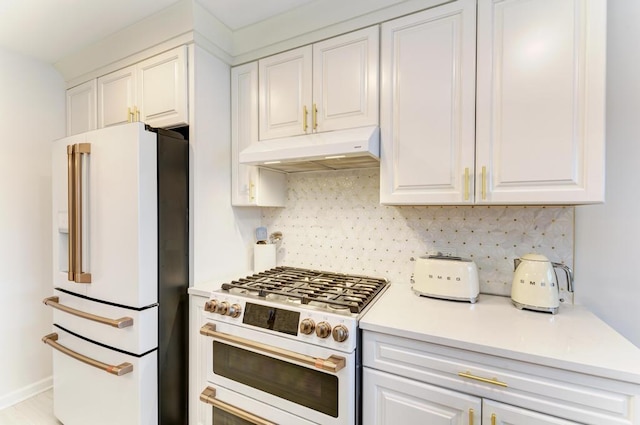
[97,65,136,128]
[363,367,481,425]
[312,26,379,132]
[137,46,188,128]
[483,399,580,425]
[379,0,477,205]
[259,45,312,140]
[189,295,207,425]
[66,80,97,136]
[475,0,606,204]
[231,62,286,207]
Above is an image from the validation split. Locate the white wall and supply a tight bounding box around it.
[189,45,260,285]
[575,1,640,348]
[0,48,65,407]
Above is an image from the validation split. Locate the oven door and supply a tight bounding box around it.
[200,321,355,425]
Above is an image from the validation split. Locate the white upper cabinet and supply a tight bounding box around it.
[231,62,286,207]
[97,46,188,129]
[66,79,97,136]
[259,46,312,140]
[380,0,477,205]
[136,47,188,128]
[98,65,136,128]
[312,26,379,133]
[475,0,606,204]
[259,26,379,140]
[381,0,606,205]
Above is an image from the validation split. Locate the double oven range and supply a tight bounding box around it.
[199,266,389,425]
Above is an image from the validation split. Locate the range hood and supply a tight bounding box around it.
[239,126,380,173]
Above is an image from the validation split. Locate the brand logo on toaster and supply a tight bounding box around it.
[428,274,462,281]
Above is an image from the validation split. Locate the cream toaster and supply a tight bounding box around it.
[411,255,480,303]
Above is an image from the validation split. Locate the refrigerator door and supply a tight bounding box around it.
[52,123,158,308]
[47,327,158,425]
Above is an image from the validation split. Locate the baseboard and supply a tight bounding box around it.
[0,376,53,410]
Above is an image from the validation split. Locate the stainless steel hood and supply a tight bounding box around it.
[239,126,380,173]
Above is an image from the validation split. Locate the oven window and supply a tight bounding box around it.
[212,407,254,425]
[213,341,339,417]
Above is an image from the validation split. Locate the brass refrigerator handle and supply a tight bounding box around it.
[43,296,133,328]
[458,371,508,387]
[42,333,133,376]
[200,387,276,425]
[66,145,75,282]
[72,143,91,283]
[469,408,474,425]
[491,413,497,425]
[200,323,346,373]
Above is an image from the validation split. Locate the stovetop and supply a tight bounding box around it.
[220,266,389,315]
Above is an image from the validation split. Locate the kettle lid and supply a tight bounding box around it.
[519,253,550,262]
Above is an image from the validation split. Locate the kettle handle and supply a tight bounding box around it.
[552,262,574,293]
[513,258,522,271]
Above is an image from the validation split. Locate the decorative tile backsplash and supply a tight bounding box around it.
[261,168,574,297]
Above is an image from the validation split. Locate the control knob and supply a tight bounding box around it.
[227,303,242,318]
[315,321,332,339]
[204,300,217,313]
[299,319,315,335]
[216,301,229,315]
[332,325,349,343]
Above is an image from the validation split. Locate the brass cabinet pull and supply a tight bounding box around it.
[312,103,318,130]
[249,181,255,201]
[200,323,346,373]
[481,166,487,200]
[42,333,133,376]
[67,143,92,283]
[303,105,308,132]
[458,371,508,387]
[43,296,133,328]
[134,106,140,122]
[469,408,474,425]
[491,413,497,425]
[464,167,470,201]
[127,107,133,123]
[200,387,276,425]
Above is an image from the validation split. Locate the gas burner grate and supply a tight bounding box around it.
[221,266,389,313]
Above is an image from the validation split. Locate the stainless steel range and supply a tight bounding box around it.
[199,266,389,425]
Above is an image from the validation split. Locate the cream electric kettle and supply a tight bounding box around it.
[510,254,574,314]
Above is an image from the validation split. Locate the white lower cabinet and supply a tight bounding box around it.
[363,331,639,425]
[189,294,208,425]
[363,367,482,424]
[482,399,579,425]
[364,368,579,424]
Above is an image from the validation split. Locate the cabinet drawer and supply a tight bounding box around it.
[363,331,639,425]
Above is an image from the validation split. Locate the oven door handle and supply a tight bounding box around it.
[200,386,276,425]
[199,323,346,373]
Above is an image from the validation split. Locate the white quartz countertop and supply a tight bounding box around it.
[188,269,254,298]
[359,284,640,385]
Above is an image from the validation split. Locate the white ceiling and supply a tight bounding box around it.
[0,0,315,64]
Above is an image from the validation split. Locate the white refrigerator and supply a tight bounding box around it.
[42,122,189,425]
